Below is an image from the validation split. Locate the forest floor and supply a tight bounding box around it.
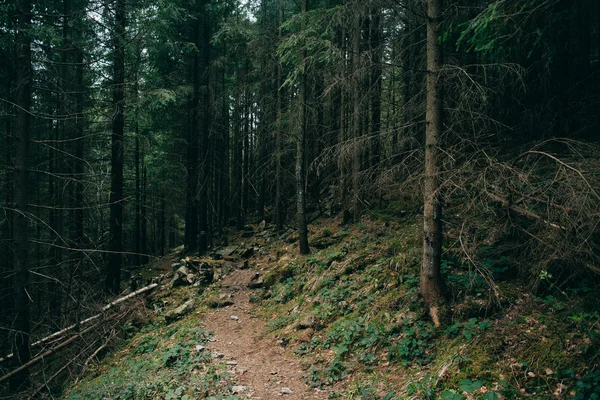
[63,211,599,400]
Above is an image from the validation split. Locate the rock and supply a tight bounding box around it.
[207,293,234,308]
[257,220,266,232]
[226,360,238,366]
[238,259,250,270]
[212,352,224,359]
[239,247,254,259]
[248,273,264,289]
[230,315,239,321]
[170,262,180,271]
[165,299,195,323]
[197,262,214,285]
[232,385,247,393]
[295,315,315,330]
[280,387,293,395]
[270,370,279,375]
[195,345,205,352]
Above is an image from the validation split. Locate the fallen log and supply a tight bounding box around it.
[0,283,157,363]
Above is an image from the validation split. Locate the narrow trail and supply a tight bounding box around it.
[201,268,328,399]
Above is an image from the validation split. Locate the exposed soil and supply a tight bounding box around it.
[201,268,328,399]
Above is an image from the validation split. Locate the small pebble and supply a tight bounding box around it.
[232,385,247,393]
[195,345,205,352]
[280,387,293,395]
[226,360,238,366]
[230,315,239,321]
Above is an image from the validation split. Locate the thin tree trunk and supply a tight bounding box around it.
[10,0,32,388]
[185,2,201,252]
[198,0,210,254]
[275,0,284,232]
[421,0,445,327]
[351,10,362,223]
[107,0,126,294]
[297,0,310,254]
[369,6,382,170]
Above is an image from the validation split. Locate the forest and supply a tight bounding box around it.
[1,0,599,398]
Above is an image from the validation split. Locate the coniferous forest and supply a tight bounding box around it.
[1,0,600,398]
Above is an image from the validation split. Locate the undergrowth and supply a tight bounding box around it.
[257,216,600,399]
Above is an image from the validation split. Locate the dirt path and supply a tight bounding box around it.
[201,269,328,399]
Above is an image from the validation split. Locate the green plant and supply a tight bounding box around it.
[446,318,491,340]
[387,319,435,366]
[406,374,436,399]
[458,378,482,393]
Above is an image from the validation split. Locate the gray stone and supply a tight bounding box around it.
[257,220,266,232]
[207,293,234,308]
[295,315,315,330]
[232,385,247,393]
[280,387,293,395]
[226,360,238,366]
[165,299,195,323]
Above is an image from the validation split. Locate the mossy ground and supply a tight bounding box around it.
[253,213,599,399]
[64,208,599,400]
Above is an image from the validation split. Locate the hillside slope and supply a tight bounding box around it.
[64,215,599,400]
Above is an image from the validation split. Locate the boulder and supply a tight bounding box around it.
[248,272,264,289]
[165,299,195,323]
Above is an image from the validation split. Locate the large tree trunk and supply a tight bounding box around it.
[296,0,310,254]
[10,0,32,388]
[106,0,126,294]
[421,0,446,327]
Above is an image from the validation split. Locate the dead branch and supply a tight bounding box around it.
[0,323,98,384]
[484,190,566,231]
[0,283,157,363]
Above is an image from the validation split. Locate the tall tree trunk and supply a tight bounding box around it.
[73,45,85,270]
[351,9,362,222]
[369,5,382,170]
[185,3,201,253]
[297,0,310,254]
[10,0,32,388]
[198,0,210,254]
[421,0,445,327]
[106,0,126,293]
[275,0,284,232]
[134,49,141,265]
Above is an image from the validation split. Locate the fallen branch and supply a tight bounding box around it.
[0,283,157,363]
[0,323,98,384]
[28,351,80,399]
[485,190,566,230]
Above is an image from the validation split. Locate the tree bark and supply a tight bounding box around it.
[10,0,32,388]
[198,0,210,254]
[275,0,284,232]
[351,9,362,223]
[421,0,446,327]
[106,0,126,293]
[297,0,310,254]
